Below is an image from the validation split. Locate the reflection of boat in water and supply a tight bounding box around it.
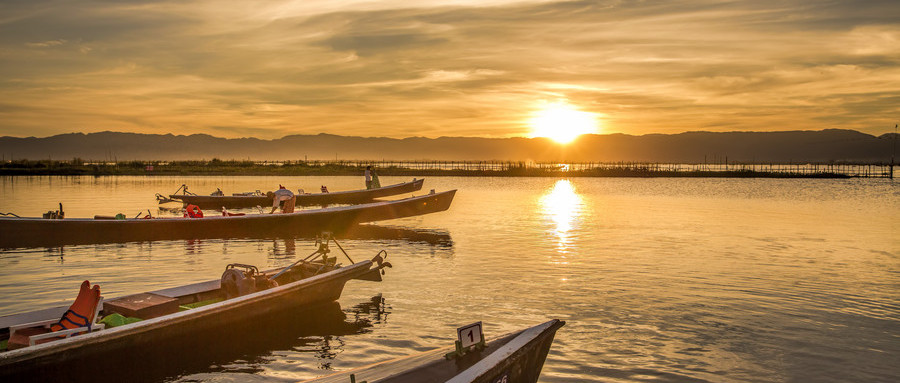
[0,190,456,249]
[0,241,393,382]
[341,224,453,247]
[163,179,425,208]
[2,223,452,250]
[303,319,565,383]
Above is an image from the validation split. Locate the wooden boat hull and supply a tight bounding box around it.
[169,179,425,208]
[303,319,565,383]
[0,189,456,248]
[0,260,382,381]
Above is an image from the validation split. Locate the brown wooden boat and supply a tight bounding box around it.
[165,179,425,208]
[302,319,565,383]
[0,243,393,381]
[0,189,456,248]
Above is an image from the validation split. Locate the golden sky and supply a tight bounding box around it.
[1,0,898,139]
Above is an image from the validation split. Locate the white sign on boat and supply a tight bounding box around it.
[457,321,484,349]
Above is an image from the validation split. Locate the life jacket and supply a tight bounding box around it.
[184,204,203,218]
[50,280,101,332]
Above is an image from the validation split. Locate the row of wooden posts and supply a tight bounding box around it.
[232,160,894,178]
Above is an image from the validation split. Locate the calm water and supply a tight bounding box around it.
[0,176,897,382]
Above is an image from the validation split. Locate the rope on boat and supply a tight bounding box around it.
[0,212,21,218]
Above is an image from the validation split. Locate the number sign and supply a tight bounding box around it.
[491,372,510,383]
[457,321,484,349]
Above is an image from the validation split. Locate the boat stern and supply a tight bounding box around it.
[353,252,392,282]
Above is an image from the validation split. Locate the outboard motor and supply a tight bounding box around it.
[221,264,277,299]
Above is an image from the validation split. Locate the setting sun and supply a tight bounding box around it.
[529,102,598,144]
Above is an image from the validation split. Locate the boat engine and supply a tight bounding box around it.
[221,263,278,299]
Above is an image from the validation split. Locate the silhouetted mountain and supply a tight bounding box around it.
[0,130,896,163]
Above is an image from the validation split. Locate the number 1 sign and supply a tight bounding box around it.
[457,321,484,349]
[445,321,487,359]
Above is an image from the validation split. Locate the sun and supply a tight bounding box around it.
[529,102,598,144]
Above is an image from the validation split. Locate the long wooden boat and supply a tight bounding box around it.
[0,254,392,381]
[167,179,425,208]
[303,319,565,383]
[0,189,456,248]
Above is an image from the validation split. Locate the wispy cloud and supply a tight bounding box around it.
[25,39,66,48]
[0,0,898,139]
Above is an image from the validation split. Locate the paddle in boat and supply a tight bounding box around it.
[0,234,393,381]
[159,179,425,209]
[0,189,456,248]
[301,319,565,383]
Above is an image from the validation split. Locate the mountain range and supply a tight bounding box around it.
[1,130,896,163]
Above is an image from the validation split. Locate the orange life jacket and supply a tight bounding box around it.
[184,204,204,218]
[50,280,101,332]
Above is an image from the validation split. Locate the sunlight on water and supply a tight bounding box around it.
[539,179,583,257]
[0,176,897,383]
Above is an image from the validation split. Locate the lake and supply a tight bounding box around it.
[0,176,897,382]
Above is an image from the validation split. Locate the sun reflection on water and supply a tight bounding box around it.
[540,179,583,257]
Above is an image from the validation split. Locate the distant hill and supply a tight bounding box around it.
[0,130,896,163]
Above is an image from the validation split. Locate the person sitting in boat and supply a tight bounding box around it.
[269,185,295,214]
[320,185,328,193]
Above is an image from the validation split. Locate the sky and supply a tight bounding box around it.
[0,0,898,139]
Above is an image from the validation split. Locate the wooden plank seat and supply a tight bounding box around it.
[103,293,179,319]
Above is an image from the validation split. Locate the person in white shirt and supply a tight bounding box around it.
[269,185,295,213]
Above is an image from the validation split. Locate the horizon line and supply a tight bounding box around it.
[1,127,892,141]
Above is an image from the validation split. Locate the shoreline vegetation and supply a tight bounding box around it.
[0,159,894,178]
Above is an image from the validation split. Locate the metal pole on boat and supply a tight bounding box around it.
[268,235,334,281]
[268,246,324,281]
[330,236,355,264]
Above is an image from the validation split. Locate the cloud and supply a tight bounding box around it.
[0,0,898,139]
[209,125,283,138]
[25,39,66,48]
